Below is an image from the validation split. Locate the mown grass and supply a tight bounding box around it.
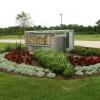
[0,33,100,41]
[75,34,100,41]
[0,72,100,100]
[0,35,24,39]
[0,43,16,49]
[0,43,25,53]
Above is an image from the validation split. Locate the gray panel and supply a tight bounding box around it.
[51,35,66,51]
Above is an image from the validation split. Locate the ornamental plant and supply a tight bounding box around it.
[5,50,34,65]
[0,53,56,79]
[73,46,100,56]
[33,49,70,73]
[69,56,100,66]
[47,72,56,78]
[63,63,73,78]
[74,63,100,76]
[33,49,73,78]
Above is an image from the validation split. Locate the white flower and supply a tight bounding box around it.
[0,53,58,79]
[35,67,44,72]
[91,69,97,74]
[44,68,50,73]
[98,69,100,72]
[47,72,56,78]
[36,71,45,77]
[6,66,16,72]
[74,66,83,71]
[75,71,84,76]
[85,71,93,75]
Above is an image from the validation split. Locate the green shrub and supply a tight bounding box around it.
[74,46,100,56]
[63,63,73,78]
[4,44,13,52]
[0,48,5,53]
[33,49,72,74]
[15,42,22,51]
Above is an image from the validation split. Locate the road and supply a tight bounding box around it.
[75,41,100,48]
[0,39,100,48]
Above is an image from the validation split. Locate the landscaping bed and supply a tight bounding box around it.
[5,50,41,66]
[0,49,73,79]
[68,46,100,78]
[0,44,100,80]
[69,56,100,66]
[0,52,56,79]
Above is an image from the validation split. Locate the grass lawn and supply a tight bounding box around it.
[0,72,100,100]
[0,43,25,48]
[0,43,17,49]
[0,35,24,39]
[0,43,25,53]
[0,34,100,41]
[75,34,100,41]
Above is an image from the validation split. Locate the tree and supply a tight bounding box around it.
[96,20,100,33]
[16,11,32,35]
[96,19,100,26]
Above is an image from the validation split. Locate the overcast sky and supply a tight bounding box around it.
[0,0,100,27]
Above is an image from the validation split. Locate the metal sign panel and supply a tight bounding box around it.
[25,30,74,51]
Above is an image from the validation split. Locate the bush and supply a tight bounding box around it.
[73,46,100,56]
[33,49,72,75]
[4,44,13,52]
[0,48,5,53]
[15,42,22,51]
[63,63,73,78]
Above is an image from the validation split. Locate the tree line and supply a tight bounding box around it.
[0,11,100,36]
[0,24,100,36]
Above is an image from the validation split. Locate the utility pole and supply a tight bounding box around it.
[59,13,62,26]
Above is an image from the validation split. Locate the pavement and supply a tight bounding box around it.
[0,39,100,48]
[75,40,100,48]
[0,39,25,44]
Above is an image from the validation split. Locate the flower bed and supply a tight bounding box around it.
[1,49,74,79]
[69,55,100,77]
[0,53,56,79]
[5,50,40,66]
[74,63,100,76]
[69,56,100,66]
[1,49,100,79]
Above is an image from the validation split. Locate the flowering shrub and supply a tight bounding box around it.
[0,53,56,79]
